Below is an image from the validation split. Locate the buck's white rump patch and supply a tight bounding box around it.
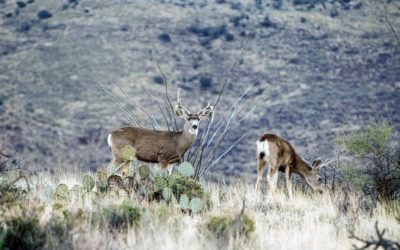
[107,134,113,148]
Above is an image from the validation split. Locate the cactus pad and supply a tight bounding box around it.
[54,184,69,201]
[122,145,136,161]
[108,175,124,190]
[97,170,108,192]
[177,162,194,177]
[162,187,173,201]
[123,176,136,190]
[189,197,204,213]
[155,177,168,191]
[138,165,150,180]
[179,194,190,210]
[83,175,95,192]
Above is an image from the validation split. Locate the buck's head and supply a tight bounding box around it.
[304,158,324,193]
[174,89,214,135]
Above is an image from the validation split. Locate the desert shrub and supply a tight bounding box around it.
[335,120,400,199]
[339,164,374,191]
[0,216,46,250]
[0,183,27,205]
[95,202,141,230]
[207,214,255,239]
[0,158,29,205]
[0,203,81,250]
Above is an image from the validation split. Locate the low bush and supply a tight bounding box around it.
[94,202,141,231]
[207,213,255,239]
[336,120,400,199]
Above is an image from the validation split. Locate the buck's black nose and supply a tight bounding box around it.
[192,125,198,129]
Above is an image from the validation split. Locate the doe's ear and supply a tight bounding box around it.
[198,105,214,120]
[312,158,322,171]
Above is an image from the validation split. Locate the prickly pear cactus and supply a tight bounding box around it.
[108,175,124,190]
[177,162,194,177]
[189,197,204,213]
[97,170,108,192]
[83,175,95,192]
[162,187,173,202]
[155,177,168,191]
[179,194,190,210]
[70,184,82,195]
[123,176,136,191]
[138,165,150,180]
[122,145,136,161]
[54,184,69,201]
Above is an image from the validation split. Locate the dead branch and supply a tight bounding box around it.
[349,221,400,250]
[384,1,400,48]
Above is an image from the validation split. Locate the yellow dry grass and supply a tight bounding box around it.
[2,170,398,250]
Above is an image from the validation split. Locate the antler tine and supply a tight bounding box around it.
[176,88,190,113]
[320,158,335,168]
[177,88,181,103]
[197,101,213,115]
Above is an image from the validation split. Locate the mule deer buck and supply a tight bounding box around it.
[256,134,327,198]
[107,89,214,176]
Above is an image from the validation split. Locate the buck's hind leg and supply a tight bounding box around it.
[255,158,267,192]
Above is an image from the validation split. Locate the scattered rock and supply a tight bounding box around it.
[153,76,164,84]
[330,9,339,18]
[353,2,362,9]
[189,23,226,39]
[158,33,171,43]
[17,20,35,33]
[272,0,283,9]
[199,75,212,90]
[224,33,234,41]
[120,25,129,31]
[37,10,52,20]
[260,16,277,28]
[16,1,26,8]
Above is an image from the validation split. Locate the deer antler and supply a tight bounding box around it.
[176,88,190,114]
[197,102,212,115]
[320,158,335,169]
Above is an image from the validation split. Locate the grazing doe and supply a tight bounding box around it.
[107,89,213,176]
[255,134,325,198]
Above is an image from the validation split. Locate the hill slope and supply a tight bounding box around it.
[0,0,399,174]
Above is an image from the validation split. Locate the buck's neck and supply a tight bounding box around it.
[176,121,198,154]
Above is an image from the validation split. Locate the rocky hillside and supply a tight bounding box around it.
[0,0,399,175]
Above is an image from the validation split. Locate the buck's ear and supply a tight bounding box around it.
[312,158,322,170]
[198,105,214,120]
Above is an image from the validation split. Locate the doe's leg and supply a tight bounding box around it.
[267,165,278,200]
[255,158,267,192]
[285,166,293,199]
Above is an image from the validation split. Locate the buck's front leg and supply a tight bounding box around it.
[159,159,171,176]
